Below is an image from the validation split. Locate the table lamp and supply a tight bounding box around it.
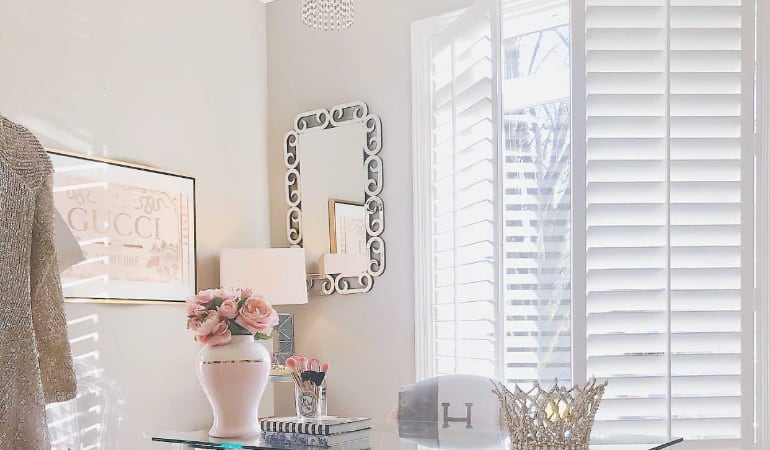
[219,248,309,306]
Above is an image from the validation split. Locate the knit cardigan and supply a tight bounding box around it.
[0,116,77,450]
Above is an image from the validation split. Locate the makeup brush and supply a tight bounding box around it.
[284,357,303,386]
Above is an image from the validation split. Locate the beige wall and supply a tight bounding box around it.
[0,0,269,447]
[266,0,474,424]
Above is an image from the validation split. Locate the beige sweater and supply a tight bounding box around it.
[0,116,77,449]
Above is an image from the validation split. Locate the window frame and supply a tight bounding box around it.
[570,0,588,390]
[411,11,457,382]
[411,12,440,382]
[755,0,770,446]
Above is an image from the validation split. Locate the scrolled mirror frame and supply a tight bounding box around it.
[284,101,385,295]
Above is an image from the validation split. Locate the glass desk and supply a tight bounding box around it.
[151,424,684,450]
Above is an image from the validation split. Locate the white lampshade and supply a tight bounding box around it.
[220,248,309,305]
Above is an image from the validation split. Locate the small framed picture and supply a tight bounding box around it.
[328,199,367,256]
[48,149,196,303]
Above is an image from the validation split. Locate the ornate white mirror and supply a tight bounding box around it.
[284,101,384,295]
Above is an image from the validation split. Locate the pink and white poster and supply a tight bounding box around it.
[49,150,196,302]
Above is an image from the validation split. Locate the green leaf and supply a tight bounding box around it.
[253,331,274,341]
[212,297,224,308]
[229,321,251,336]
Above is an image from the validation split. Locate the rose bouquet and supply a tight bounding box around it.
[186,288,279,346]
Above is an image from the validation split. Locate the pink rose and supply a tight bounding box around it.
[194,289,216,307]
[215,288,238,301]
[198,321,232,346]
[240,288,254,299]
[236,296,279,336]
[188,317,202,332]
[186,300,207,318]
[218,298,239,320]
[196,312,221,336]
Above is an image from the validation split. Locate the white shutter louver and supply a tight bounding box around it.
[583,0,752,447]
[428,0,499,379]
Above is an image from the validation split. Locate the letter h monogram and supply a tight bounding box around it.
[441,402,473,429]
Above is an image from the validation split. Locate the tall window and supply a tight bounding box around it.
[412,0,755,447]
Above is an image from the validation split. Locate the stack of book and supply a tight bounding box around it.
[261,416,372,448]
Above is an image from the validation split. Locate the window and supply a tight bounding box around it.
[412,0,756,447]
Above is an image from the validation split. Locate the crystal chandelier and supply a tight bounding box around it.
[301,0,354,31]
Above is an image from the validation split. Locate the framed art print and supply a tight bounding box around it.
[47,149,196,303]
[328,199,367,256]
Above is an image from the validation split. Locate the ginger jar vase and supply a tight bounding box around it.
[196,335,271,438]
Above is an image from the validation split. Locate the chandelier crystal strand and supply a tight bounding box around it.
[301,0,354,31]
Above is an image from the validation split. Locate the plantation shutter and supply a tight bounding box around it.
[427,0,500,379]
[582,0,753,447]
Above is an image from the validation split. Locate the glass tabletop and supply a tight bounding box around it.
[150,423,684,450]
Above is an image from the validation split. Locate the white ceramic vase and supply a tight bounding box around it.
[196,335,271,438]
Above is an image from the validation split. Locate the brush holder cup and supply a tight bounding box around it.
[295,383,326,419]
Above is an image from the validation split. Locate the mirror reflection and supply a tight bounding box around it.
[297,123,367,275]
[284,102,385,295]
